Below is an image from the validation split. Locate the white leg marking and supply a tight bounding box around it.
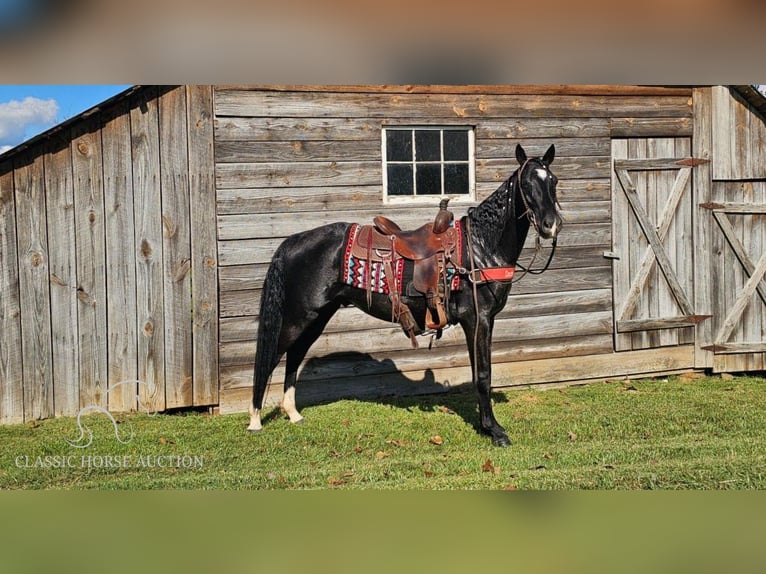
[248,403,263,432]
[281,386,304,424]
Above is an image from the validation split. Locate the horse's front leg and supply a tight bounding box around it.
[463,315,511,447]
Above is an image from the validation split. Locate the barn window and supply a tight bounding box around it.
[382,127,475,203]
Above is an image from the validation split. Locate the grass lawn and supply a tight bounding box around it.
[1,373,765,489]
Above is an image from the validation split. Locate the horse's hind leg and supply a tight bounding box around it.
[281,302,341,425]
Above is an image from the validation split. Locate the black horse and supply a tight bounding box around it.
[249,144,562,446]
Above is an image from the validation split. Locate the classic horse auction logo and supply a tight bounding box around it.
[66,380,158,448]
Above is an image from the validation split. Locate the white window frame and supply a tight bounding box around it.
[381,126,476,205]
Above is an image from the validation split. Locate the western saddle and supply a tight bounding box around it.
[351,199,459,348]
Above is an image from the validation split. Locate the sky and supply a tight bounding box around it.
[0,85,131,154]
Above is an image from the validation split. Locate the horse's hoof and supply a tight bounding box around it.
[247,427,262,434]
[492,435,512,447]
[292,417,305,425]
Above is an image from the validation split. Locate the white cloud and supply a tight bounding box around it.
[0,97,59,148]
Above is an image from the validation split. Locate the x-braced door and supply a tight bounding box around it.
[701,181,766,371]
[611,138,710,351]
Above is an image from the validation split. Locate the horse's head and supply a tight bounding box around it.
[515,144,562,240]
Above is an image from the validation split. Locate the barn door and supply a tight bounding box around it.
[701,182,766,371]
[610,138,709,351]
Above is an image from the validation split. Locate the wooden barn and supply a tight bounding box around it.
[1,85,765,424]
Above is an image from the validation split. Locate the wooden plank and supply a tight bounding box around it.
[187,85,219,406]
[215,116,382,142]
[614,158,701,170]
[217,185,383,215]
[705,203,766,214]
[477,137,610,159]
[0,162,24,423]
[711,86,736,180]
[102,103,138,412]
[71,118,108,409]
[478,156,611,181]
[13,154,54,421]
[610,117,693,137]
[220,85,693,97]
[477,118,609,139]
[706,342,766,355]
[218,345,696,414]
[216,160,381,189]
[44,140,80,416]
[214,90,693,119]
[617,315,709,333]
[159,87,193,409]
[216,139,381,163]
[610,139,631,351]
[71,121,108,408]
[130,88,166,412]
[692,87,714,369]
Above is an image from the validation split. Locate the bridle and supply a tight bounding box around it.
[512,157,559,279]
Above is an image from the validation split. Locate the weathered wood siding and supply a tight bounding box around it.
[0,86,218,423]
[704,87,766,372]
[214,86,695,412]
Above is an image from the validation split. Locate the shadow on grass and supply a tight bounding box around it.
[282,351,509,436]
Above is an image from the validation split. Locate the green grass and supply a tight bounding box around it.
[2,374,766,489]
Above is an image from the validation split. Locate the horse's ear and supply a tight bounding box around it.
[515,144,527,165]
[542,144,555,166]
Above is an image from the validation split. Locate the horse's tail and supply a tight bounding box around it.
[253,254,286,410]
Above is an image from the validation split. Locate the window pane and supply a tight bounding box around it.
[444,163,469,194]
[416,164,441,195]
[387,165,413,195]
[415,130,440,161]
[444,130,468,160]
[386,130,412,162]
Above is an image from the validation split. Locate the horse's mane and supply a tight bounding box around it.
[465,170,524,252]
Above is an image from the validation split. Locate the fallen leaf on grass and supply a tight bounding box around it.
[328,450,341,458]
[386,439,405,448]
[353,446,363,454]
[437,406,456,415]
[542,452,553,460]
[159,437,175,445]
[375,451,390,460]
[429,436,444,445]
[504,484,519,491]
[327,476,346,486]
[481,459,501,475]
[567,431,577,442]
[341,470,355,478]
[341,419,351,427]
